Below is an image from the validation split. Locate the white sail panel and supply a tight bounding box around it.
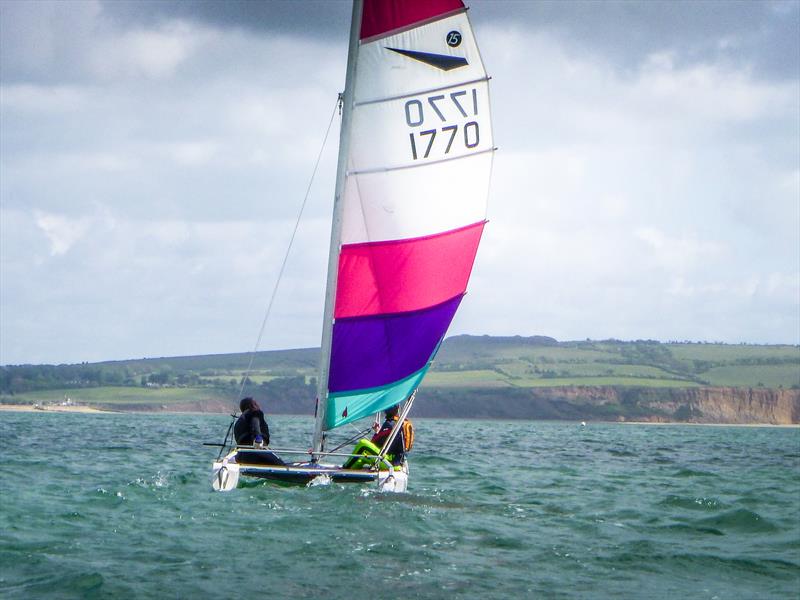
[340,150,492,244]
[349,80,492,173]
[354,12,486,105]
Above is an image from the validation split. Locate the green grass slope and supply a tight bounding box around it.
[2,336,798,415]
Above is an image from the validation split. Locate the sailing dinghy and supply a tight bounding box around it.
[212,0,493,492]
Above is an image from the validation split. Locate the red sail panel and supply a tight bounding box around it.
[360,0,465,41]
[335,221,485,319]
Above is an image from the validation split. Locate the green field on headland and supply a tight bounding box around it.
[429,338,799,389]
[2,336,798,421]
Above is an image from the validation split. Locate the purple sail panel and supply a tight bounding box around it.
[328,295,463,393]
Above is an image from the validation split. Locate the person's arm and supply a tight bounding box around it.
[371,422,391,445]
[249,414,260,438]
[250,412,270,446]
[261,419,270,446]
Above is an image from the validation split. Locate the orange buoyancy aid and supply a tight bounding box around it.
[401,418,414,452]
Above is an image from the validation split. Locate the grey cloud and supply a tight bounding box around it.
[477,0,799,81]
[99,0,352,38]
[4,1,797,85]
[99,0,800,81]
[2,0,797,364]
[0,1,103,84]
[1,0,350,85]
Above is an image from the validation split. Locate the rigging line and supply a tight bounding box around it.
[216,416,236,460]
[329,426,373,454]
[225,97,339,437]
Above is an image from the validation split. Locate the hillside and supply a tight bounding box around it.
[2,336,798,423]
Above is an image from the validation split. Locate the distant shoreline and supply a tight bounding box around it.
[615,420,798,428]
[1,403,796,427]
[0,404,112,414]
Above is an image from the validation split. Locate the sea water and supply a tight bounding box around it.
[0,413,797,599]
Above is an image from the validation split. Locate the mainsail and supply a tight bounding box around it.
[313,0,493,450]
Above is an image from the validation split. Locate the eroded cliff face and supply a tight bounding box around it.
[101,385,800,424]
[523,386,800,424]
[625,387,799,424]
[415,385,800,424]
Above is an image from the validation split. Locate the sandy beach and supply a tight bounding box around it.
[0,404,110,414]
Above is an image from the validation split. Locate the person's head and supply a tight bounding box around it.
[240,397,258,412]
[386,404,400,419]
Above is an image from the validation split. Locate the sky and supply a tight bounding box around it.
[1,0,798,365]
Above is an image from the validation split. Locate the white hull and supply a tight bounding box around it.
[377,463,408,492]
[211,450,408,493]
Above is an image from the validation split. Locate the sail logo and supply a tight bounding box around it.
[446,31,462,47]
[385,47,468,71]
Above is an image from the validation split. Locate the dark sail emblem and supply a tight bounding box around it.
[446,31,462,47]
[342,406,348,418]
[386,47,468,71]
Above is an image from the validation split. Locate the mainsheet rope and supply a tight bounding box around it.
[328,426,373,455]
[217,96,341,458]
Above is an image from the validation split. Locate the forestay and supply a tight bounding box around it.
[315,0,494,443]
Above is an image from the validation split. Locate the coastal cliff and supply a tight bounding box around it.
[415,386,800,424]
[98,385,800,424]
[614,386,799,424]
[5,337,797,423]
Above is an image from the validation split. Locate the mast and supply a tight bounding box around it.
[312,0,363,455]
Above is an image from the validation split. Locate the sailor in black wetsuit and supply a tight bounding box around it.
[233,397,284,466]
[234,397,270,446]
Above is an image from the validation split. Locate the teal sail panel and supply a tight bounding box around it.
[325,363,430,430]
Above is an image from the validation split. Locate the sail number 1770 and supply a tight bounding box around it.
[405,88,481,160]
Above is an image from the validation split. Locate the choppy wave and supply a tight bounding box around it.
[0,414,798,599]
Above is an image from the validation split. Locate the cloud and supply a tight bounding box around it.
[1,206,330,363]
[0,18,343,221]
[0,84,90,113]
[631,52,796,124]
[0,0,101,84]
[94,0,800,83]
[99,0,351,39]
[458,23,799,345]
[163,141,219,167]
[0,1,218,84]
[34,211,93,256]
[1,1,797,364]
[634,227,727,272]
[475,0,800,81]
[88,22,210,80]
